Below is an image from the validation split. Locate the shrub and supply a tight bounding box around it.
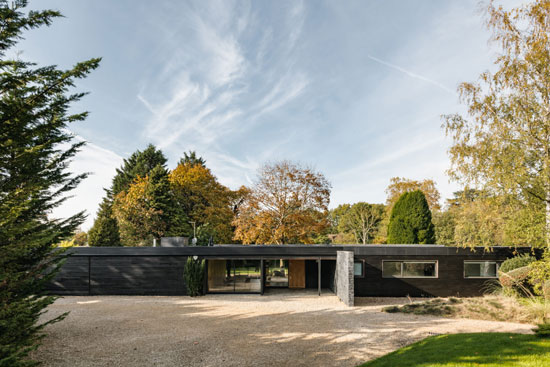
[499,266,532,296]
[184,257,205,297]
[500,254,536,274]
[534,323,550,338]
[528,251,550,296]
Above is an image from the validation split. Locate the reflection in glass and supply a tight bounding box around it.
[234,260,261,292]
[207,259,261,293]
[207,260,234,292]
[464,261,497,278]
[382,261,402,277]
[403,262,436,277]
[265,260,289,287]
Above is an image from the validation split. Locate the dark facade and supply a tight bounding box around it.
[46,245,529,298]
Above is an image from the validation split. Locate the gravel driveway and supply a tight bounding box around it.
[33,290,533,367]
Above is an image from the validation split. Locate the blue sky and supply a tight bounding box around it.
[20,0,522,230]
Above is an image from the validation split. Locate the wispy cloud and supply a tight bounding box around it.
[367,54,455,94]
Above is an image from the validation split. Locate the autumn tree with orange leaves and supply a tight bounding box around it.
[233,161,331,244]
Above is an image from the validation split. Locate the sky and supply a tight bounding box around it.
[18,0,524,230]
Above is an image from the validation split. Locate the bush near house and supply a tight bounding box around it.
[184,258,205,297]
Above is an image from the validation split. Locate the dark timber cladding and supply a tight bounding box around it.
[46,245,529,297]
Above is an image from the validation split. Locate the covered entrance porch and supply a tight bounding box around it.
[205,257,336,295]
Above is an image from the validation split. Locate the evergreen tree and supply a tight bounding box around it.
[178,150,206,167]
[0,1,100,365]
[110,144,167,197]
[387,191,435,244]
[88,198,121,247]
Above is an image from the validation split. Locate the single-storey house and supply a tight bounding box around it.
[47,244,529,306]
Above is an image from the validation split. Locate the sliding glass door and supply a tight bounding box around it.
[207,259,261,293]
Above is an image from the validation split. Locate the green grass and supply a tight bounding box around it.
[359,333,550,367]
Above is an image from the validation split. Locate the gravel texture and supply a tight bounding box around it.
[32,290,534,367]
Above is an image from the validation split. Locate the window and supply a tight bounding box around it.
[354,260,364,277]
[382,261,438,278]
[464,261,498,278]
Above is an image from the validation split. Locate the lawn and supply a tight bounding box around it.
[360,333,550,367]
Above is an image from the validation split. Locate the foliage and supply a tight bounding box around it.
[112,166,171,246]
[88,198,121,247]
[178,150,206,167]
[233,161,331,244]
[442,0,550,246]
[0,1,100,365]
[56,239,74,248]
[452,196,507,248]
[383,298,458,316]
[385,177,441,212]
[500,254,537,274]
[338,202,385,244]
[432,210,456,245]
[169,161,233,243]
[110,144,167,197]
[360,333,550,367]
[72,231,87,246]
[529,251,550,296]
[534,323,550,338]
[387,191,435,244]
[184,257,204,297]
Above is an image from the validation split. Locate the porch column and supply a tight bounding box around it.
[318,257,321,296]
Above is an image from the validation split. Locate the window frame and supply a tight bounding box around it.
[353,259,365,278]
[463,261,499,279]
[381,260,438,279]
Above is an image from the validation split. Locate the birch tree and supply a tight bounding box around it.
[443,0,550,246]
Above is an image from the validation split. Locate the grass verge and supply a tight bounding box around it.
[359,333,550,367]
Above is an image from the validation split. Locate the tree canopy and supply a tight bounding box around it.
[233,161,331,244]
[443,0,550,246]
[0,1,100,364]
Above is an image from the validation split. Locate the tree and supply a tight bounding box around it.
[169,161,233,244]
[387,191,435,244]
[110,144,167,197]
[442,0,550,246]
[72,231,87,246]
[0,1,100,365]
[338,202,385,244]
[88,198,121,247]
[233,161,331,244]
[112,166,171,246]
[385,177,441,212]
[178,150,206,167]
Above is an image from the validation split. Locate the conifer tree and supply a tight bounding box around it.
[0,1,100,365]
[88,198,121,246]
[387,191,435,244]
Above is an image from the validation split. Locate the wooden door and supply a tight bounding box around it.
[288,260,305,288]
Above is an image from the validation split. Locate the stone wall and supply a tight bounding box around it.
[335,250,354,306]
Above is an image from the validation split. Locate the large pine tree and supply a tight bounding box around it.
[0,1,100,365]
[88,198,121,247]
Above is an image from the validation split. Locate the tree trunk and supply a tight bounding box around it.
[546,193,550,248]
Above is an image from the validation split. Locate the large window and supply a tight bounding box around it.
[382,260,438,278]
[207,259,261,293]
[464,261,498,278]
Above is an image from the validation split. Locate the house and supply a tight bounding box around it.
[47,244,527,306]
